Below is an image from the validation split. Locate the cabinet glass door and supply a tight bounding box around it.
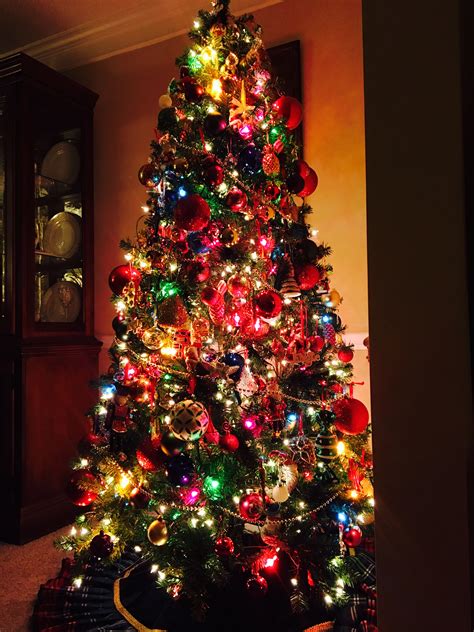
[33,101,83,325]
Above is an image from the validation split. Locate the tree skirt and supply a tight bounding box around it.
[34,550,376,632]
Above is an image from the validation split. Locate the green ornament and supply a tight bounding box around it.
[203,476,223,500]
[158,281,180,300]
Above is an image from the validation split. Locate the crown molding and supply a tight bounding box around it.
[2,0,283,71]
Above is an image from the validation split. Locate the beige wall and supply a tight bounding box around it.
[68,0,369,407]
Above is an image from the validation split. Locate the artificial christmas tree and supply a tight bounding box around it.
[45,1,375,630]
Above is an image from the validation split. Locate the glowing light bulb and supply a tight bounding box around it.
[337,441,346,455]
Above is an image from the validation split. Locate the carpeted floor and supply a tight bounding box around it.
[0,528,67,632]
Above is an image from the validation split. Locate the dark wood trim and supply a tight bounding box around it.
[0,52,98,109]
[459,0,474,625]
[362,1,473,629]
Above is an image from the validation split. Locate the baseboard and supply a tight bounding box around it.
[2,493,76,545]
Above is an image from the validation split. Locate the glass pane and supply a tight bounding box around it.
[0,97,5,323]
[33,116,83,324]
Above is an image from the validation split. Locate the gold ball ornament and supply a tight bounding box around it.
[357,511,375,526]
[159,93,173,109]
[170,399,210,441]
[360,478,374,497]
[147,517,169,546]
[323,289,342,308]
[142,328,162,350]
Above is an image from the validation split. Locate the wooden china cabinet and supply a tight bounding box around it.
[0,53,102,543]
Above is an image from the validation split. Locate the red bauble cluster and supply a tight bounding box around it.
[289,159,318,198]
[333,398,369,435]
[174,194,210,231]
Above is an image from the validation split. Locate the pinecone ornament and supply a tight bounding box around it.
[323,322,336,345]
[262,144,280,175]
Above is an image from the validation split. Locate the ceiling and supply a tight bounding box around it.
[0,0,281,70]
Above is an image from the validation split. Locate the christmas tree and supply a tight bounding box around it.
[60,1,374,628]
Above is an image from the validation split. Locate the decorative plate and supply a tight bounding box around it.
[41,141,80,185]
[43,211,82,259]
[40,280,81,323]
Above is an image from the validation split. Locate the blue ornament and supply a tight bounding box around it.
[322,312,342,329]
[165,189,179,205]
[285,410,300,432]
[220,352,245,382]
[187,231,211,254]
[238,145,262,175]
[287,223,309,241]
[266,502,281,517]
[271,245,285,262]
[166,454,194,486]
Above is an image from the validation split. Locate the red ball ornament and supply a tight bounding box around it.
[160,430,186,457]
[215,536,235,556]
[225,188,247,212]
[254,290,283,319]
[201,286,221,306]
[180,260,210,284]
[298,168,318,197]
[342,525,363,548]
[89,530,114,558]
[227,274,250,298]
[309,335,324,352]
[136,436,166,471]
[138,163,155,186]
[243,317,270,339]
[130,486,150,508]
[203,161,224,187]
[183,78,205,102]
[246,574,268,597]
[108,265,142,295]
[294,263,321,290]
[264,182,280,200]
[219,433,240,453]
[333,398,369,435]
[272,96,303,130]
[338,348,354,363]
[239,492,264,521]
[174,194,210,231]
[67,469,98,507]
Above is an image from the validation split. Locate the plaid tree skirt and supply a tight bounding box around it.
[33,551,377,632]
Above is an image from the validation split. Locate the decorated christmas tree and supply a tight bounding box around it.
[59,1,375,629]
